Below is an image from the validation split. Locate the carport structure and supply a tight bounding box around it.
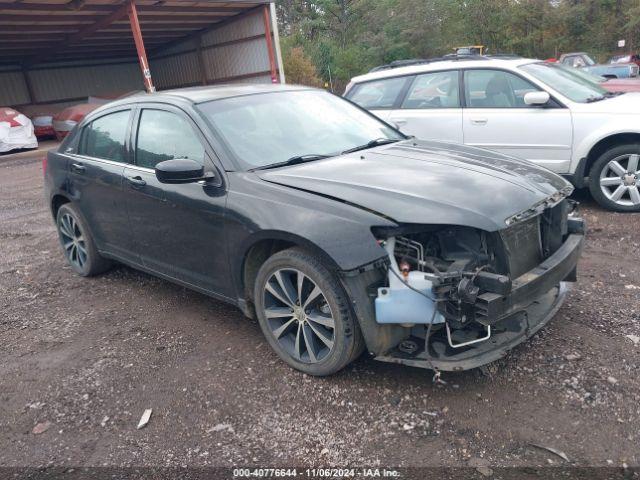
[0,0,284,108]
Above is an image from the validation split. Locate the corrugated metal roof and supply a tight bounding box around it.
[0,0,269,65]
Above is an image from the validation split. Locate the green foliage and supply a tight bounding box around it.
[282,45,324,87]
[277,0,640,88]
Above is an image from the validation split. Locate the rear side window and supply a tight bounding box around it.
[135,109,205,169]
[402,70,460,108]
[347,77,407,109]
[79,110,130,162]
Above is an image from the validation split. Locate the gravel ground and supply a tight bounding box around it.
[0,150,638,474]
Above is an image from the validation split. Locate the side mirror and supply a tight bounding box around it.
[524,91,551,106]
[155,158,206,184]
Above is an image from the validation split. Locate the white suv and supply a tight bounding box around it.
[345,57,640,212]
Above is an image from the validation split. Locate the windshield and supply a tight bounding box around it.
[557,63,606,84]
[520,62,609,103]
[196,90,404,170]
[610,55,631,64]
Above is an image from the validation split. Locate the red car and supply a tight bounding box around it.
[52,103,100,141]
[601,77,640,93]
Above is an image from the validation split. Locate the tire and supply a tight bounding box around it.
[254,248,364,376]
[56,203,112,276]
[588,143,640,212]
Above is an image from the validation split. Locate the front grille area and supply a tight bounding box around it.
[499,215,542,278]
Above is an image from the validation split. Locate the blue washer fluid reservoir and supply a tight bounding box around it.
[375,271,445,325]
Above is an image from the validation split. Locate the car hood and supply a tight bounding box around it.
[257,140,571,231]
[579,91,640,113]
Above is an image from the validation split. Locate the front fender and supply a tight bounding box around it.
[225,172,396,301]
[572,118,640,169]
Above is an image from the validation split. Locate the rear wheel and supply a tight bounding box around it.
[56,203,112,276]
[254,248,364,376]
[589,144,640,212]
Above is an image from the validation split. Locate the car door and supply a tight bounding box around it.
[387,69,463,143]
[462,68,573,173]
[345,76,410,122]
[68,108,137,261]
[122,105,231,297]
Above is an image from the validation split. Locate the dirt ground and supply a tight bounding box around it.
[0,149,638,475]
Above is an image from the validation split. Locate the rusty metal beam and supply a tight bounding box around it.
[64,3,131,44]
[127,0,155,93]
[0,31,183,40]
[0,12,237,22]
[0,3,243,13]
[262,4,278,83]
[0,14,100,23]
[0,25,80,32]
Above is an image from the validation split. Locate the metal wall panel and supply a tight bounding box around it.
[0,70,30,106]
[151,50,202,89]
[234,73,272,84]
[28,62,144,103]
[201,38,270,80]
[201,9,265,46]
[151,8,273,88]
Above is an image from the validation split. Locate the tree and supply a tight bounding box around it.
[282,46,324,87]
[277,0,640,83]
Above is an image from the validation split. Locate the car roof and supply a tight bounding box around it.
[562,52,589,56]
[350,57,540,84]
[160,83,312,103]
[94,83,315,112]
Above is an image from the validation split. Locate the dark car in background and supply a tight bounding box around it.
[44,85,584,376]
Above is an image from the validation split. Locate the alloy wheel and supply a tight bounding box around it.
[58,213,88,270]
[262,268,335,363]
[599,154,640,207]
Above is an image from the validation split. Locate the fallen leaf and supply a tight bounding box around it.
[137,409,152,430]
[625,334,639,345]
[32,421,51,435]
[529,443,569,462]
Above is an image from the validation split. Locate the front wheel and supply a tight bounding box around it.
[588,144,640,212]
[253,248,364,376]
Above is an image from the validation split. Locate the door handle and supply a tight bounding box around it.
[126,176,147,188]
[470,118,488,125]
[393,119,407,125]
[71,162,85,174]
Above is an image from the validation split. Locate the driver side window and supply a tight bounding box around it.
[465,70,539,108]
[135,109,205,169]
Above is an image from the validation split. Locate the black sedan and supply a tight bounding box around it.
[44,84,585,376]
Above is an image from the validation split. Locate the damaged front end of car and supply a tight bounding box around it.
[341,197,585,372]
